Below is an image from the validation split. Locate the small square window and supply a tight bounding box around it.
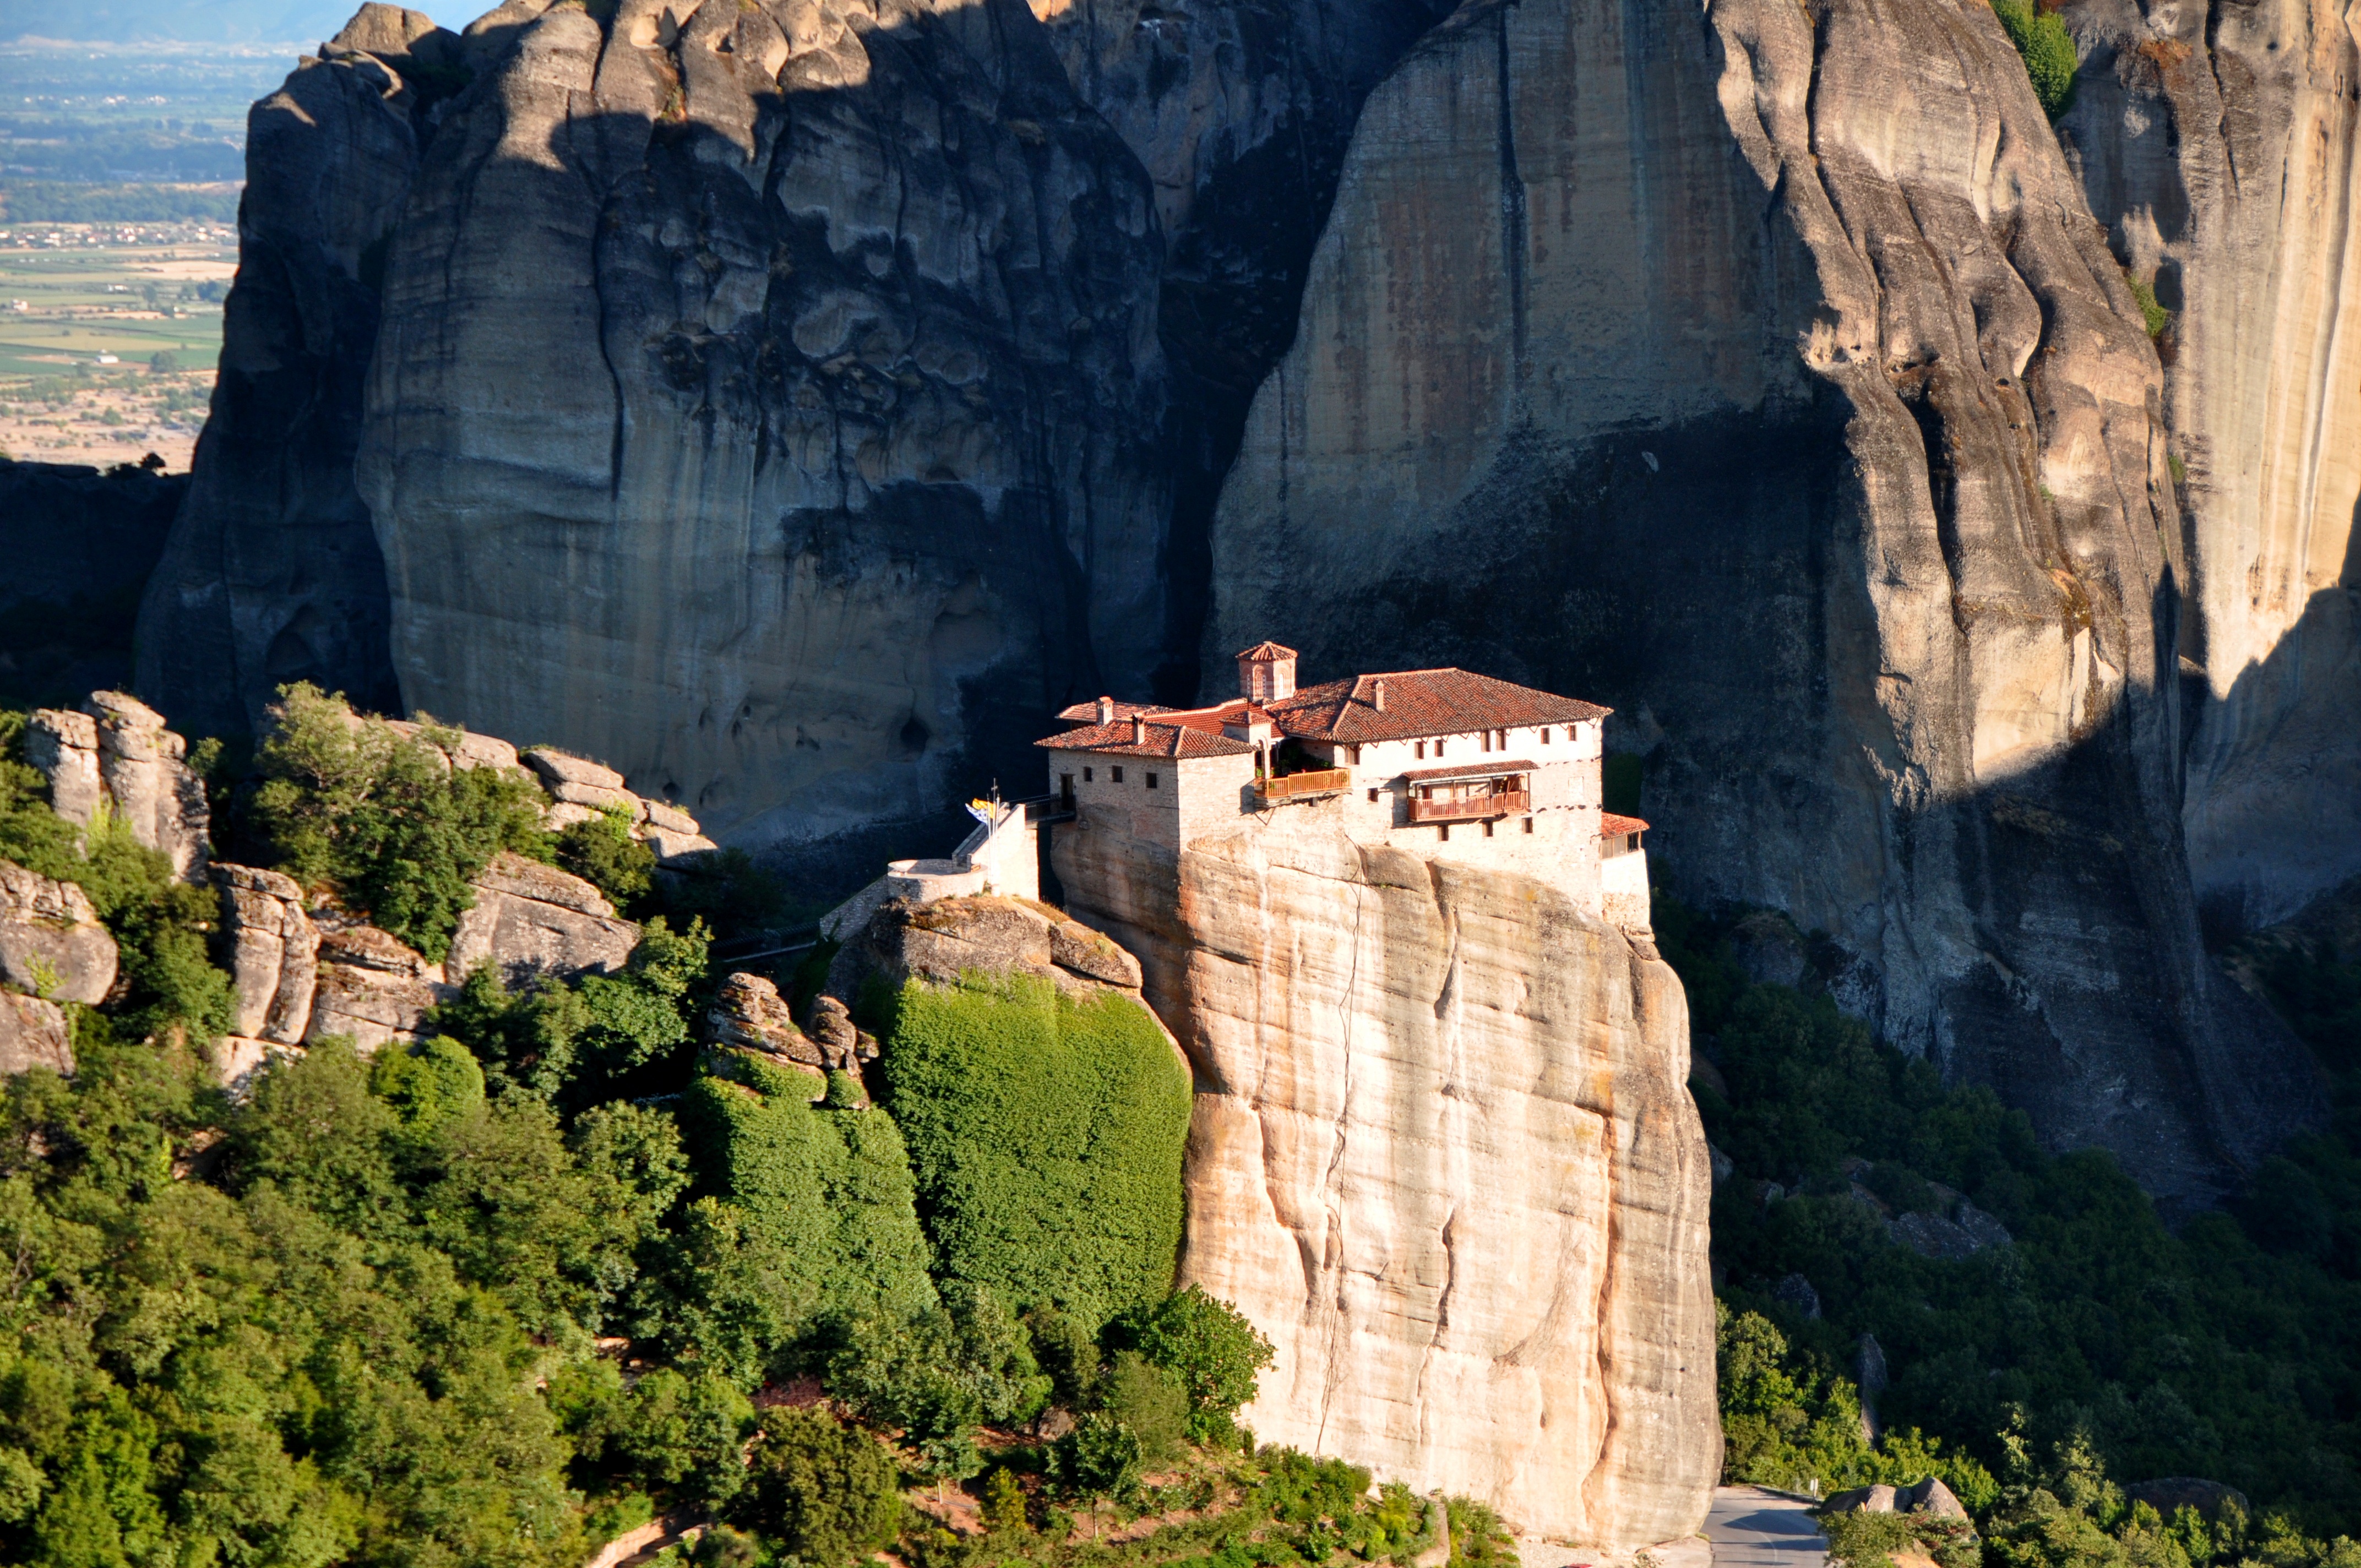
[1111,766,1125,783]
[1483,820,1495,837]
[1415,741,1425,760]
[1146,772,1159,789]
[1438,823,1449,841]
[1367,788,1379,802]
[1539,727,1552,744]
[1084,766,1094,782]
[1522,816,1534,834]
[1435,738,1446,756]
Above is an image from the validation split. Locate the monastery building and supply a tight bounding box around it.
[1035,643,1650,930]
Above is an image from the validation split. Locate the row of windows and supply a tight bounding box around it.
[1410,726,1564,761]
[1065,766,1159,790]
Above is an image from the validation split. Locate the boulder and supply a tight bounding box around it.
[0,861,118,1005]
[705,972,822,1066]
[28,693,209,880]
[803,994,878,1067]
[0,992,73,1076]
[84,692,210,880]
[523,748,626,793]
[1823,1484,1900,1515]
[642,799,701,836]
[550,779,638,815]
[24,709,102,822]
[1899,1478,1968,1520]
[211,863,319,1044]
[306,921,448,1054]
[543,801,603,833]
[646,827,720,865]
[209,1034,299,1096]
[443,851,637,986]
[826,895,1057,1000]
[2125,1479,2249,1522]
[1049,919,1143,988]
[1771,1272,1823,1321]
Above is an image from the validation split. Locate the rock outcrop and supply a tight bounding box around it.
[0,862,118,1006]
[443,852,637,987]
[1052,818,1717,1547]
[705,971,875,1082]
[213,863,320,1044]
[306,919,449,1053]
[134,5,465,737]
[28,694,211,879]
[1197,0,2321,1206]
[354,0,1173,881]
[2054,0,2361,932]
[825,892,1147,1001]
[0,993,74,1078]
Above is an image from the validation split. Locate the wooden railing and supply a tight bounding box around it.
[1255,767,1352,804]
[1408,789,1530,824]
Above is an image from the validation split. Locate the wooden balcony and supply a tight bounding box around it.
[1255,767,1351,804]
[1408,788,1530,824]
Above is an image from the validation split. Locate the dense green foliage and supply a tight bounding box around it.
[735,1407,903,1561]
[1992,0,2079,118]
[1667,891,2361,1558]
[556,808,657,912]
[1127,1286,1277,1445]
[880,971,1193,1330]
[2125,274,2170,339]
[249,684,550,961]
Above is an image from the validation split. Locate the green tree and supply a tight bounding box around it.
[1992,0,2079,118]
[733,1407,902,1566]
[248,684,549,961]
[1129,1285,1274,1444]
[556,808,655,911]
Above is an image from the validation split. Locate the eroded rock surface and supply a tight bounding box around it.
[213,863,320,1045]
[0,862,118,1006]
[306,919,449,1052]
[0,993,74,1077]
[1053,818,1717,1548]
[29,694,211,879]
[134,5,464,737]
[1199,0,2320,1205]
[2054,0,2361,930]
[443,852,637,986]
[356,0,1172,879]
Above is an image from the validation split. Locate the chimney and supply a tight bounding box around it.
[1096,695,1114,725]
[1131,714,1146,745]
[1236,641,1299,704]
[1372,678,1387,712]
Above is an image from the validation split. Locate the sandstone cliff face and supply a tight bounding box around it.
[355,0,1172,878]
[135,6,460,737]
[1199,0,2320,1205]
[2055,0,2361,931]
[29,694,211,880]
[1052,818,1717,1547]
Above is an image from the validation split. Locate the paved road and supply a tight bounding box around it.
[1706,1487,1828,1568]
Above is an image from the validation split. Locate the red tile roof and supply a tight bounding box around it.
[1036,720,1255,759]
[1601,813,1649,837]
[1269,668,1609,743]
[1399,759,1539,784]
[1236,640,1298,662]
[1055,698,1171,723]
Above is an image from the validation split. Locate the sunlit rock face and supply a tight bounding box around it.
[356,0,1174,880]
[1200,0,2323,1206]
[1053,814,1718,1549]
[2055,0,2361,933]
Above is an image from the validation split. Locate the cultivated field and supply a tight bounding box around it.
[0,222,236,471]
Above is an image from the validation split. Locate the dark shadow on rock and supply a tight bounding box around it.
[1245,393,2322,1213]
[0,459,185,709]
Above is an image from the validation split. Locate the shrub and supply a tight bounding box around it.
[1445,1497,1519,1568]
[1820,1510,1922,1568]
[557,807,655,910]
[248,684,550,961]
[1992,0,2079,118]
[657,1058,935,1380]
[1098,1352,1187,1469]
[1129,1284,1275,1444]
[2124,273,2169,339]
[734,1407,902,1566]
[879,971,1192,1328]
